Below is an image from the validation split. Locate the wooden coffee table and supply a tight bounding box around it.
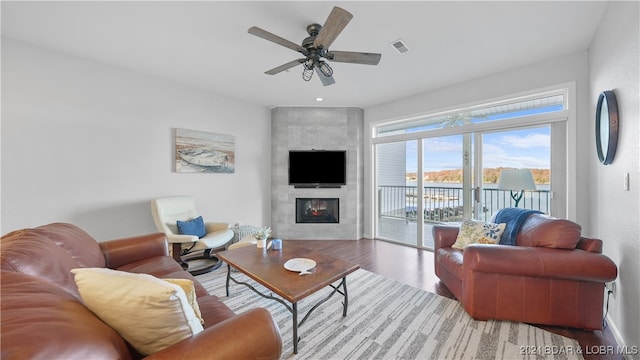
[217,241,360,354]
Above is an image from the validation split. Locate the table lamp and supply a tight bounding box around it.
[497,169,536,207]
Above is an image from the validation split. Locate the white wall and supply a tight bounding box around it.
[588,1,640,350]
[364,51,591,236]
[1,38,272,240]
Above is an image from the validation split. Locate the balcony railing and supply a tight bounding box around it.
[378,185,550,223]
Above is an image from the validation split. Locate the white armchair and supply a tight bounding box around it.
[150,195,234,275]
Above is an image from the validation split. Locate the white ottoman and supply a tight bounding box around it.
[228,234,258,250]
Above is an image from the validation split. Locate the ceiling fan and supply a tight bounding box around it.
[248,6,382,86]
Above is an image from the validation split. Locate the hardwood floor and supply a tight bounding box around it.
[293,239,622,360]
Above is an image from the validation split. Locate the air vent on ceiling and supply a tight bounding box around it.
[390,39,409,54]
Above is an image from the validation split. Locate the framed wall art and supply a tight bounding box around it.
[175,128,235,173]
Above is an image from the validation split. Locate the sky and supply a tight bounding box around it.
[407,126,551,172]
[405,126,551,173]
[403,105,556,173]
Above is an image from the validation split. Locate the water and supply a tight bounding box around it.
[380,181,551,222]
[406,181,550,191]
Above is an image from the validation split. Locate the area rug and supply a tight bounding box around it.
[197,268,583,360]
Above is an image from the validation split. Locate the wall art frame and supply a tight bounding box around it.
[175,128,235,173]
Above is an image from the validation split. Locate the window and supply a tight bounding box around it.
[372,87,571,249]
[375,93,565,137]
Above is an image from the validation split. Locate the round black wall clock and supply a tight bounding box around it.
[595,90,619,165]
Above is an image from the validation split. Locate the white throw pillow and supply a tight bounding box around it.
[452,220,507,250]
[70,268,204,355]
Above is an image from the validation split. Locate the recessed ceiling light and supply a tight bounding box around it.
[315,97,324,102]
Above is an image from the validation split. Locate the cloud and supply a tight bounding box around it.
[499,133,550,149]
[423,138,462,152]
[399,129,551,172]
[485,155,550,168]
[482,143,549,168]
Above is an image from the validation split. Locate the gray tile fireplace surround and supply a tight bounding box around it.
[271,107,364,240]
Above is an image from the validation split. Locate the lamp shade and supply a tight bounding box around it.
[497,169,536,191]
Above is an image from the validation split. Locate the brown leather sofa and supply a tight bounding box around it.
[433,213,618,330]
[1,223,282,359]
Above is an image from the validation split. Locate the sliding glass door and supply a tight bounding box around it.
[373,87,569,249]
[376,140,418,246]
[375,125,555,250]
[421,135,466,248]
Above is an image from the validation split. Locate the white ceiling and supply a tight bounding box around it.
[1,1,607,108]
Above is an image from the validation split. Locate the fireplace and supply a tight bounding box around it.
[296,198,339,224]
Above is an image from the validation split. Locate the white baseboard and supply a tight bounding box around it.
[604,314,639,360]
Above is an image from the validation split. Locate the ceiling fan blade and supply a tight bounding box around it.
[248,26,308,55]
[326,51,382,65]
[315,67,336,86]
[265,58,305,75]
[313,6,353,50]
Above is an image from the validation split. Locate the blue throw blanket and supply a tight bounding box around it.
[493,208,543,246]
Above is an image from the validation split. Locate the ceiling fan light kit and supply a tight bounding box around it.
[302,67,314,81]
[248,6,382,86]
[318,61,333,77]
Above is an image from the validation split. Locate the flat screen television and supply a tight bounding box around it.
[288,150,346,187]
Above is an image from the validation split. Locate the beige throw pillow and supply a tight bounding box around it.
[452,220,507,250]
[163,278,204,325]
[70,268,204,356]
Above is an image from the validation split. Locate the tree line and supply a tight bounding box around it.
[406,167,550,184]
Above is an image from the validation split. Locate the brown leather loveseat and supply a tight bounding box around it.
[1,223,282,359]
[433,210,617,330]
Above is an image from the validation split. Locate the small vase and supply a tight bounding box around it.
[256,238,267,248]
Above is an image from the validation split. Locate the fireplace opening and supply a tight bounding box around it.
[296,198,339,224]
